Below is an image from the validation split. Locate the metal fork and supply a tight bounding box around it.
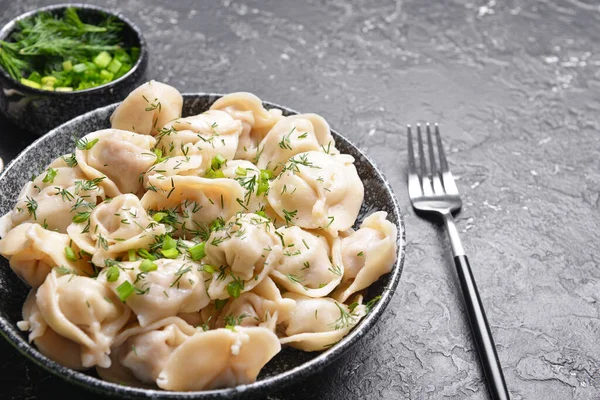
[407,123,510,400]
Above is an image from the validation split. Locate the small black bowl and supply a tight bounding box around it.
[0,3,148,134]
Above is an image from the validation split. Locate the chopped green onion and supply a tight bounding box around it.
[107,266,120,282]
[116,281,134,302]
[62,60,73,71]
[256,180,269,196]
[72,211,90,223]
[139,259,157,273]
[261,169,274,180]
[42,168,57,183]
[128,249,137,261]
[161,248,179,259]
[205,169,225,179]
[153,148,166,164]
[20,78,41,89]
[152,212,168,222]
[189,242,206,261]
[28,71,42,83]
[41,76,57,86]
[227,278,244,298]
[55,87,73,92]
[203,264,215,273]
[106,58,122,74]
[211,154,226,170]
[162,235,177,250]
[73,63,87,73]
[64,246,77,262]
[256,211,267,219]
[137,249,156,260]
[235,166,247,176]
[100,69,114,81]
[93,51,112,68]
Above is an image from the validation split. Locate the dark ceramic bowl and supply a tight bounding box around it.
[0,4,148,135]
[0,94,406,399]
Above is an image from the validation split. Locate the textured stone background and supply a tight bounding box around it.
[1,0,600,399]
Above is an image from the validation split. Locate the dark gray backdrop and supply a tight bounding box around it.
[0,1,599,399]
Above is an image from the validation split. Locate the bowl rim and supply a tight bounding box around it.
[0,3,147,96]
[0,93,406,399]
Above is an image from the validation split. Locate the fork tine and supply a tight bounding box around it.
[417,124,433,196]
[407,125,423,198]
[427,123,445,194]
[435,123,459,195]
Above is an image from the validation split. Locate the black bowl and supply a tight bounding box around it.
[0,3,148,134]
[0,94,406,399]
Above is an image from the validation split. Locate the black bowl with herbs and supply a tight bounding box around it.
[0,4,147,134]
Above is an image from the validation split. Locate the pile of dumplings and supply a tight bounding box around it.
[0,81,398,391]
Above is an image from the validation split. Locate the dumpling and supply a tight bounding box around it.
[141,175,245,239]
[255,114,336,173]
[75,129,157,197]
[97,258,211,327]
[205,213,283,300]
[143,155,204,186]
[221,160,268,214]
[67,194,167,266]
[155,110,242,173]
[286,114,336,151]
[333,212,398,302]
[209,92,283,160]
[214,277,295,331]
[267,151,364,236]
[110,80,183,136]
[278,293,366,352]
[35,270,131,368]
[156,326,281,391]
[18,290,86,370]
[98,317,196,385]
[0,223,94,287]
[269,226,343,298]
[2,155,106,234]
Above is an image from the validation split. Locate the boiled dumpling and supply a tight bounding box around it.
[67,194,167,266]
[220,160,268,214]
[19,290,86,370]
[155,110,242,173]
[267,151,364,236]
[141,175,244,239]
[0,223,94,287]
[256,114,336,173]
[333,211,398,302]
[214,277,295,331]
[1,155,106,234]
[143,155,204,186]
[75,129,157,197]
[156,326,281,391]
[209,92,283,160]
[98,317,196,385]
[97,259,211,327]
[269,226,343,298]
[278,293,366,351]
[205,213,283,300]
[110,80,183,136]
[35,270,131,368]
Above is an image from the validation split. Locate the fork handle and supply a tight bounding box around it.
[443,214,510,400]
[454,254,510,400]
